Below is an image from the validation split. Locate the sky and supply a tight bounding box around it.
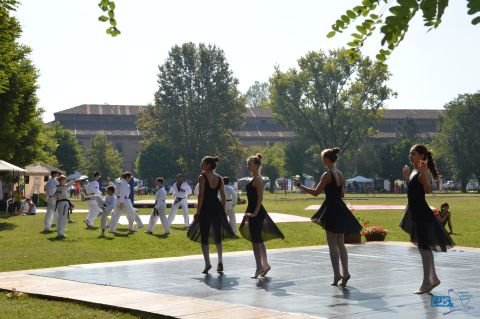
[14,0,480,122]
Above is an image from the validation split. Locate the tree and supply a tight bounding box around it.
[135,139,179,184]
[250,144,286,193]
[52,123,86,175]
[84,134,123,180]
[284,137,323,179]
[329,0,480,63]
[342,141,381,178]
[0,2,57,166]
[245,81,269,108]
[434,93,480,192]
[137,42,246,179]
[270,48,394,157]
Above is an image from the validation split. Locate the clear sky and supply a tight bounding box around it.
[15,0,480,122]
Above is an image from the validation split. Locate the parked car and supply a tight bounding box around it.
[466,181,479,192]
[443,181,456,190]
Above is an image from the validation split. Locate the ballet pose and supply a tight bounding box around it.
[239,154,284,278]
[400,144,454,294]
[187,156,235,274]
[295,147,362,287]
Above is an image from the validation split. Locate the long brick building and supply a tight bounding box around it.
[54,105,442,171]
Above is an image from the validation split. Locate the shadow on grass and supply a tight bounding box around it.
[0,222,17,231]
[153,233,170,239]
[97,236,114,240]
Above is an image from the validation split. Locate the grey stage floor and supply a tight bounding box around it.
[36,244,479,318]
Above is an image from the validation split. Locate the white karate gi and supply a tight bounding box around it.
[109,178,136,232]
[147,186,169,234]
[55,181,74,237]
[99,193,117,230]
[85,179,102,226]
[44,177,58,230]
[167,182,192,227]
[223,184,238,233]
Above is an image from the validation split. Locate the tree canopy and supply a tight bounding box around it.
[0,1,57,167]
[245,81,269,108]
[52,123,86,175]
[329,0,480,63]
[137,42,246,179]
[434,92,480,191]
[135,139,179,184]
[84,134,123,180]
[270,48,394,156]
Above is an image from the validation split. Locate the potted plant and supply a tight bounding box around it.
[361,223,388,241]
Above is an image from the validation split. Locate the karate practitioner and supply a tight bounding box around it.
[44,170,59,231]
[84,171,103,227]
[222,176,238,233]
[128,174,144,229]
[99,185,117,237]
[55,175,74,238]
[146,177,169,235]
[109,172,136,233]
[167,174,192,229]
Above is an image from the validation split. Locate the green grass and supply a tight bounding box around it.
[1,193,478,318]
[0,292,164,319]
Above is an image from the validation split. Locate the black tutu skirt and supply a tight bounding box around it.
[187,212,235,245]
[311,200,362,235]
[400,207,455,252]
[239,208,284,243]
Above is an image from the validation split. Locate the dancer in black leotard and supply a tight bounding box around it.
[187,156,235,274]
[400,144,454,294]
[295,148,361,287]
[239,154,284,278]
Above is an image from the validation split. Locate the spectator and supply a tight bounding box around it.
[436,202,453,234]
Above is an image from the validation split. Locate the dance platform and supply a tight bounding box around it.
[0,242,478,318]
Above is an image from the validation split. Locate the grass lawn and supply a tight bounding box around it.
[0,293,164,319]
[0,192,478,317]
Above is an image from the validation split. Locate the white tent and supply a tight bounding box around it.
[347,176,374,183]
[25,163,65,176]
[0,160,26,173]
[24,163,65,196]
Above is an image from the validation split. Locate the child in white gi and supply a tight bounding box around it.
[100,185,117,237]
[146,177,169,235]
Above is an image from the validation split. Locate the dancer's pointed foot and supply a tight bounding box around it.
[331,275,342,286]
[251,268,262,279]
[202,264,212,274]
[260,265,271,277]
[414,283,429,294]
[217,262,224,273]
[340,274,351,287]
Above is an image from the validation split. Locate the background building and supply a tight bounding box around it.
[54,104,442,171]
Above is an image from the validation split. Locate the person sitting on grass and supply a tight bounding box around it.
[21,197,36,215]
[436,202,453,234]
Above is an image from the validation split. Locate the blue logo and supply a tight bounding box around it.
[431,289,474,315]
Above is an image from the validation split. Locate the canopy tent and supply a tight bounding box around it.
[24,163,65,198]
[0,160,26,173]
[25,163,65,176]
[0,160,25,213]
[346,176,374,184]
